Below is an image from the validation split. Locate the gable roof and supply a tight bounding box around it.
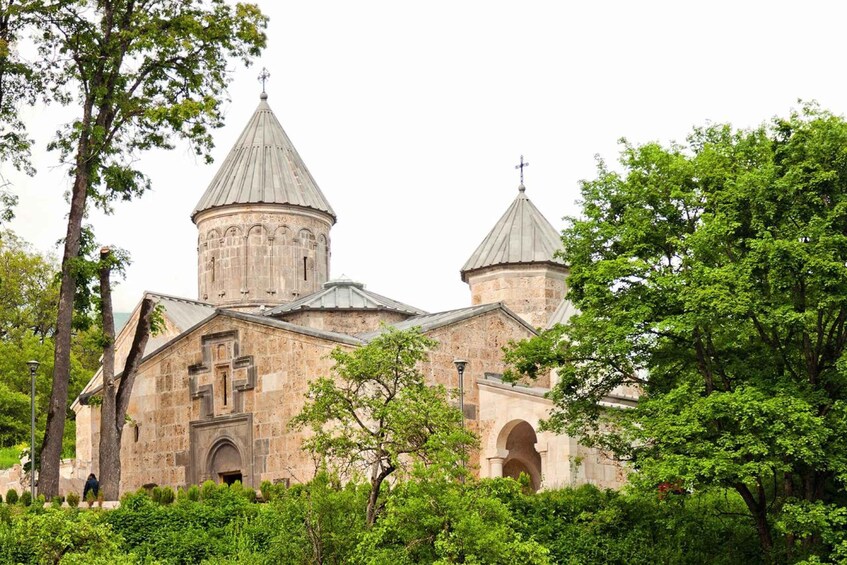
[75,297,363,404]
[461,185,564,281]
[74,292,216,406]
[192,93,336,222]
[356,302,536,341]
[263,275,426,317]
[546,297,578,329]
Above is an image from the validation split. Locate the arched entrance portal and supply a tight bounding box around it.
[496,420,542,491]
[208,440,243,485]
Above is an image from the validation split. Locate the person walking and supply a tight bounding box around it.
[82,473,99,500]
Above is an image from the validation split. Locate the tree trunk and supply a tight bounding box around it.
[97,246,154,500]
[366,463,394,526]
[97,248,119,500]
[39,153,91,498]
[735,482,774,557]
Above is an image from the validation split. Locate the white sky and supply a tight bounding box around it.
[6,1,847,313]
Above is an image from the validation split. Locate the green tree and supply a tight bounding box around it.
[506,105,847,559]
[0,231,92,452]
[36,0,267,498]
[291,326,477,526]
[0,0,43,222]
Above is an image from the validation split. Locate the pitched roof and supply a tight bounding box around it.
[74,292,216,406]
[461,185,564,281]
[142,292,216,355]
[356,302,536,341]
[263,275,426,317]
[192,93,336,221]
[546,297,578,329]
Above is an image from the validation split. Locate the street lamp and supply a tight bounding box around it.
[26,360,39,500]
[453,359,467,427]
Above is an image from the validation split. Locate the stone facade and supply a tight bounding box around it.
[465,263,569,329]
[276,309,411,335]
[66,90,634,499]
[71,306,554,493]
[195,204,332,311]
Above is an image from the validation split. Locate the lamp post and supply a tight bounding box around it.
[453,359,468,480]
[26,360,39,500]
[453,359,467,427]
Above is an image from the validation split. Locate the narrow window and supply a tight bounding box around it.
[303,256,308,281]
[134,425,140,443]
[211,256,216,282]
[222,370,228,406]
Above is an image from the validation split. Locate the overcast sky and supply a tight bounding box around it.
[6,1,847,313]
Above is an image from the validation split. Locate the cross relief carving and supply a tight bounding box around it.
[188,330,256,419]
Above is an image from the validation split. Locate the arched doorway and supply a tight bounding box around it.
[208,440,243,485]
[496,420,542,491]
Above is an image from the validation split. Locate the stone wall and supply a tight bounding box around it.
[465,264,568,329]
[74,307,553,494]
[0,459,86,499]
[109,314,352,492]
[278,309,411,335]
[477,381,627,490]
[195,204,333,310]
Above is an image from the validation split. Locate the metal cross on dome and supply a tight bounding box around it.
[515,155,529,185]
[258,67,270,93]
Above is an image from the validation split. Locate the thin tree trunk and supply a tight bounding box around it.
[39,153,91,498]
[97,248,119,500]
[367,463,394,526]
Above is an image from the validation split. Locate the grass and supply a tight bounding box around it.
[0,445,23,470]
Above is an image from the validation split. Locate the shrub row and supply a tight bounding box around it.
[0,477,769,564]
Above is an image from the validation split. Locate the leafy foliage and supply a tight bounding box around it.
[506,104,847,557]
[291,326,477,525]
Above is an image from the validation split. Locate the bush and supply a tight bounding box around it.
[51,496,64,508]
[187,484,200,502]
[66,491,80,508]
[260,480,272,502]
[19,491,31,507]
[7,508,124,563]
[158,486,175,505]
[200,480,218,501]
[5,489,17,505]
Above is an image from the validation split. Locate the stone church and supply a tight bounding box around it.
[69,88,634,495]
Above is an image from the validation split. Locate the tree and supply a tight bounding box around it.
[36,0,267,497]
[505,105,847,559]
[0,230,94,454]
[96,246,155,500]
[291,326,477,526]
[0,0,43,222]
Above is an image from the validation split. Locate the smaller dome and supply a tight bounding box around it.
[461,185,564,281]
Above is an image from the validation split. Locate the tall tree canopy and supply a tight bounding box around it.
[29,0,267,497]
[506,105,847,559]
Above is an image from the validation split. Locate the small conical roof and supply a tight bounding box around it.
[461,184,564,281]
[192,93,336,222]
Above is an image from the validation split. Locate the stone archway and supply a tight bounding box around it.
[208,440,243,485]
[494,419,542,491]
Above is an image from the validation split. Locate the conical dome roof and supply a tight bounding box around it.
[461,184,564,281]
[192,93,336,222]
